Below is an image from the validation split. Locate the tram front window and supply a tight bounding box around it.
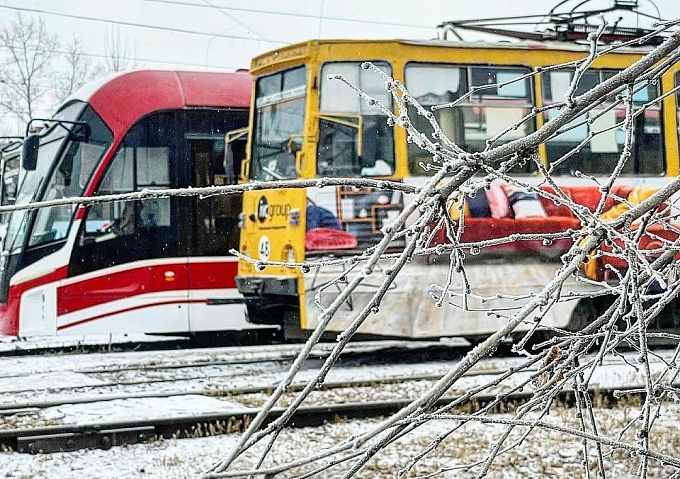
[27,105,113,248]
[250,66,307,181]
[2,101,91,254]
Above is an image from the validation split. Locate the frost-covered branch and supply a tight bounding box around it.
[198,21,680,479]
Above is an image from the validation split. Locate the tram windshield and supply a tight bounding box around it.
[3,101,113,254]
[250,66,307,181]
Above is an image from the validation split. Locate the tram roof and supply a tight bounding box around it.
[63,70,251,133]
[400,38,655,52]
[250,38,657,73]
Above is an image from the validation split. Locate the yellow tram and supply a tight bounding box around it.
[235,36,680,340]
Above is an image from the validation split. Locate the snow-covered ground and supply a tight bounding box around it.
[4,405,680,478]
[0,343,678,478]
[0,342,666,430]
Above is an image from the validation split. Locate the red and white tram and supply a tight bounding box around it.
[0,70,273,338]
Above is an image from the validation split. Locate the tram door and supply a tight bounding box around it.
[66,111,189,334]
[185,135,244,332]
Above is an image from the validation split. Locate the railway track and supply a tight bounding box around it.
[0,334,196,357]
[0,344,673,455]
[0,384,660,455]
[0,340,474,407]
[0,332,293,357]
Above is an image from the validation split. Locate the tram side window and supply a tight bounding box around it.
[318,62,395,177]
[405,64,467,175]
[189,137,242,256]
[185,108,250,182]
[28,106,113,247]
[184,104,248,256]
[85,114,174,240]
[404,63,535,175]
[542,68,663,176]
[468,66,534,159]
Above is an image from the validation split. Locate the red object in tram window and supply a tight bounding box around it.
[305,228,359,251]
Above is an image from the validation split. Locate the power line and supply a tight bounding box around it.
[137,0,435,31]
[0,45,243,71]
[0,4,287,46]
[200,0,269,43]
[0,1,439,73]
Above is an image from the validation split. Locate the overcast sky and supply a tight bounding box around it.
[1,0,679,73]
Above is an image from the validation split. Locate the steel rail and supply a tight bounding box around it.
[0,369,515,414]
[0,344,469,396]
[0,386,659,455]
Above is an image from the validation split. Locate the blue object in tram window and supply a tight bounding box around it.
[306,205,342,230]
[465,191,491,218]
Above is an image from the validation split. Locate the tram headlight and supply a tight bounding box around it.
[238,212,246,229]
[285,244,296,263]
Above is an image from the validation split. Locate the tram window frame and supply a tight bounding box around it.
[317,61,395,177]
[250,66,307,182]
[184,108,249,257]
[541,68,664,176]
[404,63,535,175]
[83,111,177,242]
[27,105,113,248]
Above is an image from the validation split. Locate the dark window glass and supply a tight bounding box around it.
[185,108,249,181]
[185,107,248,256]
[185,108,249,137]
[70,111,179,276]
[542,68,664,176]
[188,137,242,256]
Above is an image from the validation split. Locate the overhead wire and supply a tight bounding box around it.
[0,0,443,72]
[136,0,435,31]
[0,45,242,71]
[200,0,271,44]
[0,4,287,45]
